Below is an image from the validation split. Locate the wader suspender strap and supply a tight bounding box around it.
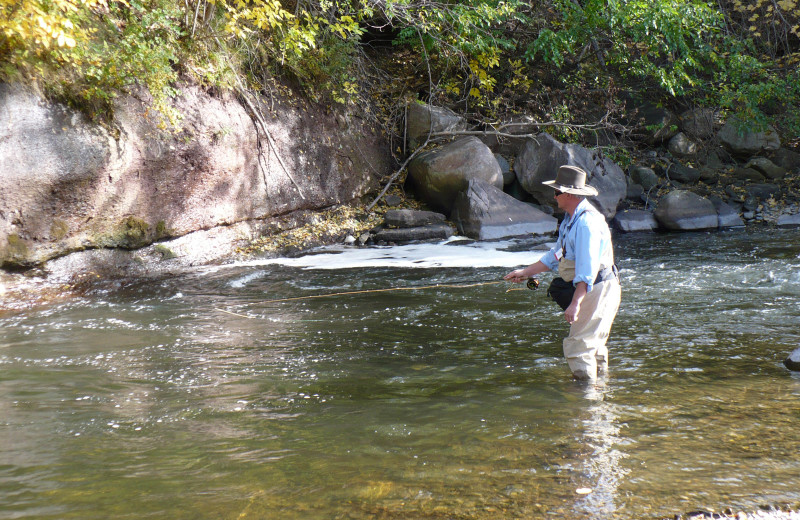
[561,209,588,258]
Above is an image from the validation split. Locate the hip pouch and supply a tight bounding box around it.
[548,258,576,311]
[547,277,575,311]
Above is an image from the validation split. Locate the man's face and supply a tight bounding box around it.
[554,190,570,211]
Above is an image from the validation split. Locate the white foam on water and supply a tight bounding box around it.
[210,237,552,272]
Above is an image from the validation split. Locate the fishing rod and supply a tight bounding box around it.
[215,277,540,317]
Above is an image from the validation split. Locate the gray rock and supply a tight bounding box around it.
[746,183,780,201]
[768,148,800,173]
[384,209,446,228]
[731,167,766,182]
[371,224,453,243]
[626,183,645,200]
[495,154,514,185]
[612,210,659,233]
[669,163,701,184]
[407,136,503,214]
[698,167,719,185]
[630,103,680,143]
[708,196,745,228]
[654,190,719,231]
[451,179,557,240]
[383,194,403,207]
[629,166,660,191]
[514,133,626,218]
[679,108,717,138]
[784,346,800,371]
[668,132,698,157]
[0,82,389,269]
[744,157,787,180]
[406,102,466,149]
[718,117,781,156]
[777,213,800,228]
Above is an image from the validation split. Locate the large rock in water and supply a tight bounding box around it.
[451,179,557,240]
[0,82,387,268]
[514,133,626,218]
[654,190,719,231]
[407,137,503,214]
[612,210,658,233]
[784,346,800,371]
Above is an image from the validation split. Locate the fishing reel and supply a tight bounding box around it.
[526,278,540,291]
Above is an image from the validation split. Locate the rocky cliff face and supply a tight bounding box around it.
[0,83,389,269]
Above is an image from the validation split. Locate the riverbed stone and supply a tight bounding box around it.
[709,196,745,228]
[612,210,659,233]
[450,179,557,240]
[776,212,800,228]
[654,190,719,231]
[370,224,453,244]
[407,136,503,214]
[669,162,701,184]
[744,157,787,180]
[514,133,626,218]
[384,209,446,228]
[629,166,660,191]
[767,148,800,173]
[731,167,766,182]
[746,183,780,201]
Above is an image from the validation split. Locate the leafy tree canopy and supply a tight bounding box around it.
[0,0,797,140]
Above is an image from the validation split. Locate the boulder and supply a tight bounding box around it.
[514,133,626,218]
[451,179,557,240]
[767,148,800,173]
[612,210,659,233]
[776,213,800,228]
[384,209,446,228]
[0,82,388,268]
[679,108,717,138]
[744,157,787,180]
[626,183,645,200]
[407,136,503,214]
[629,166,660,191]
[718,117,781,157]
[669,163,701,184]
[629,103,680,143]
[668,132,698,157]
[731,167,766,182]
[654,190,719,231]
[784,346,800,371]
[371,225,453,244]
[406,102,466,149]
[745,183,780,201]
[495,154,514,185]
[708,196,745,228]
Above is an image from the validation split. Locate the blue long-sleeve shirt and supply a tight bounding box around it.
[541,199,615,292]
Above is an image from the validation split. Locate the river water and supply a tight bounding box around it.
[1,227,799,520]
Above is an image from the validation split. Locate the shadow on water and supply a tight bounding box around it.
[1,227,799,519]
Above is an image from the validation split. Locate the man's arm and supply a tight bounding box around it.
[565,281,587,323]
[504,260,551,283]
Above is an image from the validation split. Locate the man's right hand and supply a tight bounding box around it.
[503,269,527,283]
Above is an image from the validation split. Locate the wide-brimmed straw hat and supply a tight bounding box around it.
[542,165,598,197]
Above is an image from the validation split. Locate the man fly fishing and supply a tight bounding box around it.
[504,165,621,381]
